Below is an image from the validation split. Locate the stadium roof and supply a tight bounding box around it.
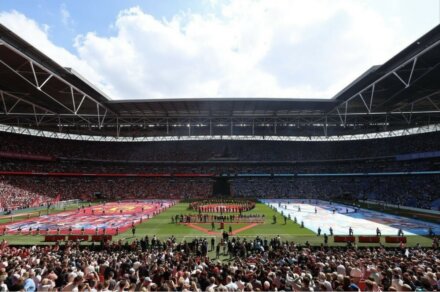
[1,23,440,139]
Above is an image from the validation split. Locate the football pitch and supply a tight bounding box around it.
[0,201,435,247]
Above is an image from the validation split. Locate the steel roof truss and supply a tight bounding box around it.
[329,40,440,115]
[392,57,417,89]
[0,42,118,123]
[427,97,440,111]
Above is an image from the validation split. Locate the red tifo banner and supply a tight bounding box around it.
[0,171,214,177]
[0,151,55,161]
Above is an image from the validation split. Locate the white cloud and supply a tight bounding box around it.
[60,3,72,27]
[0,10,114,96]
[0,1,429,99]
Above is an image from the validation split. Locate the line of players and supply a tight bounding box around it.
[172,213,265,224]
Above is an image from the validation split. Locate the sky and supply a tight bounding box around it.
[0,0,439,100]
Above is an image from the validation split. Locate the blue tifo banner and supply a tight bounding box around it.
[396,151,440,161]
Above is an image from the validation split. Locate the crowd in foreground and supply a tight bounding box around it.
[0,236,439,292]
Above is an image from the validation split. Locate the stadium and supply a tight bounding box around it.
[0,2,440,292]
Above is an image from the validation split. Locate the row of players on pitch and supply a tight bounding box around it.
[171,214,264,223]
[190,200,255,212]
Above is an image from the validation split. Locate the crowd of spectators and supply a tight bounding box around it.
[0,160,219,174]
[0,174,437,212]
[1,131,440,162]
[0,176,213,211]
[0,157,439,175]
[0,179,54,212]
[1,131,439,211]
[0,133,439,291]
[0,235,438,291]
[230,176,440,210]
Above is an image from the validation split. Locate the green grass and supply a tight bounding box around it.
[0,202,434,247]
[128,203,314,237]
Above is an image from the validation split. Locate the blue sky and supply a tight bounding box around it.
[0,0,439,100]
[0,0,216,53]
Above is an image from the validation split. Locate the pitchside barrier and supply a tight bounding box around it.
[385,236,407,243]
[333,236,356,243]
[358,236,380,243]
[91,235,112,242]
[68,235,89,241]
[333,236,407,244]
[44,235,65,242]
